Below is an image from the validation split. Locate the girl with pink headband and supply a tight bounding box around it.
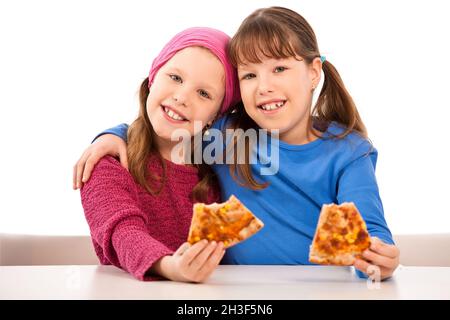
[78,27,240,282]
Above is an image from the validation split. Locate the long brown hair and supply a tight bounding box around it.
[126,78,217,202]
[227,6,368,189]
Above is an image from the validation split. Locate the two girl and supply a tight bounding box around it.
[75,7,399,282]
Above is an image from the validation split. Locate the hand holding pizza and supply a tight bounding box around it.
[354,236,400,281]
[309,203,400,281]
[152,240,225,283]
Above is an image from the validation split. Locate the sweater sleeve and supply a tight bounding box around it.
[336,141,394,279]
[92,123,129,143]
[80,156,173,281]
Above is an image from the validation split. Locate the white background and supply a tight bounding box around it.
[0,0,449,235]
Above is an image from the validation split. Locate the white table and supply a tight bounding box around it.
[1,265,449,299]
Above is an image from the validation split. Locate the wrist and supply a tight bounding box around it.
[149,255,173,279]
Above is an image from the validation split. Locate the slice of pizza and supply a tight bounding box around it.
[187,195,264,248]
[309,202,371,266]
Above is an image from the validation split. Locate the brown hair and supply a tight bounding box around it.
[126,78,217,202]
[226,6,368,189]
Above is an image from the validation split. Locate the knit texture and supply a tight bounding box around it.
[80,155,220,281]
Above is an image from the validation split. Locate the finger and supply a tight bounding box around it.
[189,241,218,271]
[199,242,225,274]
[75,151,90,189]
[367,265,392,281]
[362,249,398,269]
[370,237,399,259]
[82,154,101,183]
[72,163,78,190]
[174,242,191,256]
[198,249,226,282]
[118,147,129,171]
[379,266,394,280]
[355,258,395,281]
[181,240,209,265]
[354,258,378,276]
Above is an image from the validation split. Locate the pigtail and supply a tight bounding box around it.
[313,60,367,139]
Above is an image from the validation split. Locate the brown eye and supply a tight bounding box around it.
[169,74,182,82]
[242,73,256,80]
[198,89,210,99]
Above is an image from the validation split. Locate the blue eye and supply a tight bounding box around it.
[169,74,182,82]
[242,73,256,80]
[274,66,287,73]
[198,89,210,99]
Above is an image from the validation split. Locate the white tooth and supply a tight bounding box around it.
[261,101,285,110]
[165,108,184,121]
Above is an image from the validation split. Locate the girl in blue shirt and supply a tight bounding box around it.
[73,7,399,280]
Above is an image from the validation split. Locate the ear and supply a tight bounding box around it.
[309,57,322,89]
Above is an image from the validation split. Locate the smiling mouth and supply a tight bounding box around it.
[258,100,286,112]
[161,106,188,122]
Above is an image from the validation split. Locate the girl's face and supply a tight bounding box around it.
[147,47,225,141]
[237,56,321,144]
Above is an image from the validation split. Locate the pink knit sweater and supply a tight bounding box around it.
[80,155,220,281]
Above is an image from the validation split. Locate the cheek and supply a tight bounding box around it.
[297,72,313,93]
[239,81,253,98]
[145,95,152,114]
[239,84,256,112]
[288,79,311,102]
[146,89,163,114]
[196,102,221,124]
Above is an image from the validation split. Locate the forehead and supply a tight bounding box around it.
[237,56,302,69]
[165,47,224,73]
[163,47,225,84]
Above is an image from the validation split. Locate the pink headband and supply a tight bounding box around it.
[148,27,240,115]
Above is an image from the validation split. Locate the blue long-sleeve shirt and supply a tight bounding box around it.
[97,115,393,279]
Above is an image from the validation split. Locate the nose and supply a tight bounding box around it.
[257,74,274,95]
[172,86,191,107]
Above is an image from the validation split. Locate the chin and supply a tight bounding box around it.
[152,127,173,140]
[255,119,284,132]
